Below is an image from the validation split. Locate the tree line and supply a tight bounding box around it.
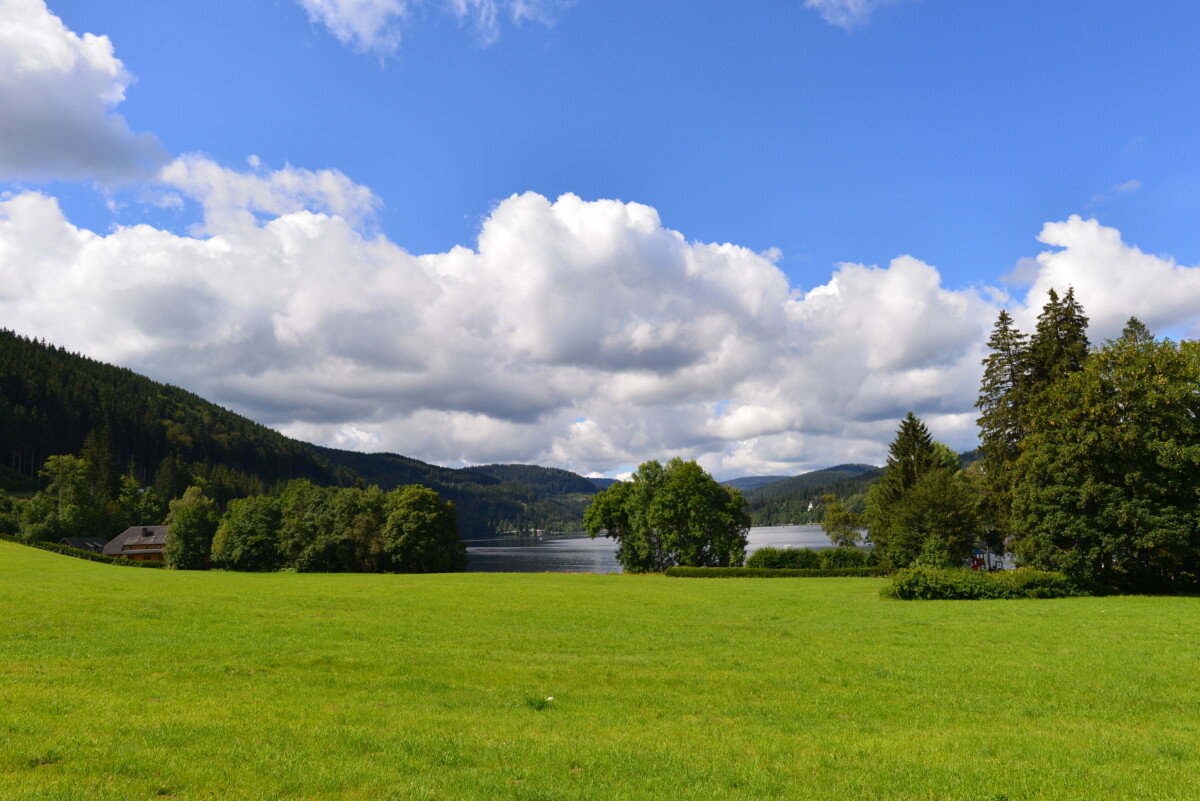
[850,288,1200,590]
[166,480,467,573]
[0,446,466,573]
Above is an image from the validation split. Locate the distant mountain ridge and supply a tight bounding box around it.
[745,464,880,501]
[743,463,884,525]
[722,475,791,491]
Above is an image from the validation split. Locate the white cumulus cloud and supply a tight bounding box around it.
[158,154,381,235]
[0,0,167,183]
[1018,215,1200,340]
[2,163,1199,477]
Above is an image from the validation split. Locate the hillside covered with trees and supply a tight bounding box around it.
[0,330,597,541]
[744,464,882,525]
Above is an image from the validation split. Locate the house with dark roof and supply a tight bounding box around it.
[103,526,169,561]
[59,537,107,553]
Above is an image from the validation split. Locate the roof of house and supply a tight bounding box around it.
[103,525,170,557]
[59,537,108,553]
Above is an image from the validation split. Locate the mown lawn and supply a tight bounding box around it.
[1,540,1198,800]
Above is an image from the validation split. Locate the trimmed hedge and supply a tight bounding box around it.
[746,547,820,569]
[665,566,885,578]
[882,566,1086,600]
[746,546,875,570]
[0,534,165,568]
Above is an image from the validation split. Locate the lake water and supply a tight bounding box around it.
[464,525,838,573]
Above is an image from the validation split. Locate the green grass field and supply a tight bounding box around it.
[2,541,1198,800]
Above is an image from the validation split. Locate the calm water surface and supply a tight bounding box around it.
[465,525,836,573]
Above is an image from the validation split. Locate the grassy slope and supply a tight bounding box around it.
[2,542,1198,800]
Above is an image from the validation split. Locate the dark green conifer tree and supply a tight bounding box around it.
[975,309,1029,550]
[874,411,939,506]
[866,412,937,565]
[1012,324,1200,588]
[1026,287,1090,391]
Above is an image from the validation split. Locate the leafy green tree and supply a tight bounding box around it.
[114,473,167,530]
[329,485,389,572]
[276,484,390,572]
[820,493,862,547]
[41,454,90,519]
[276,479,334,568]
[212,495,282,571]
[0,489,18,536]
[1011,325,1200,588]
[18,492,61,542]
[894,469,981,568]
[585,458,749,573]
[383,485,467,573]
[164,485,218,570]
[19,454,98,541]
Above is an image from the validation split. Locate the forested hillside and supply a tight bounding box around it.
[745,464,882,524]
[0,329,350,500]
[0,330,597,538]
[722,475,790,492]
[469,464,599,496]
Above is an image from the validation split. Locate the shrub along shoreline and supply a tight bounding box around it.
[882,566,1088,599]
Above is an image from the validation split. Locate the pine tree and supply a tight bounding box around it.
[1012,328,1200,588]
[866,412,945,567]
[975,309,1029,548]
[1027,286,1090,392]
[1119,316,1153,346]
[875,411,939,505]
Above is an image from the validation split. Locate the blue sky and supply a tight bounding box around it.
[2,0,1200,478]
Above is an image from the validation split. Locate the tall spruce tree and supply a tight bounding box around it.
[1119,316,1153,346]
[866,412,948,568]
[973,290,1090,554]
[1027,287,1090,391]
[975,309,1029,549]
[875,411,939,504]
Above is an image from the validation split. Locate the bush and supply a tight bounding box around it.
[820,547,868,569]
[747,547,873,570]
[665,566,885,578]
[746,547,820,569]
[882,566,1086,600]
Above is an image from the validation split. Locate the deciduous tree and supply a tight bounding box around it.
[164,485,218,570]
[383,485,466,573]
[585,458,749,573]
[820,493,862,547]
[212,495,282,571]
